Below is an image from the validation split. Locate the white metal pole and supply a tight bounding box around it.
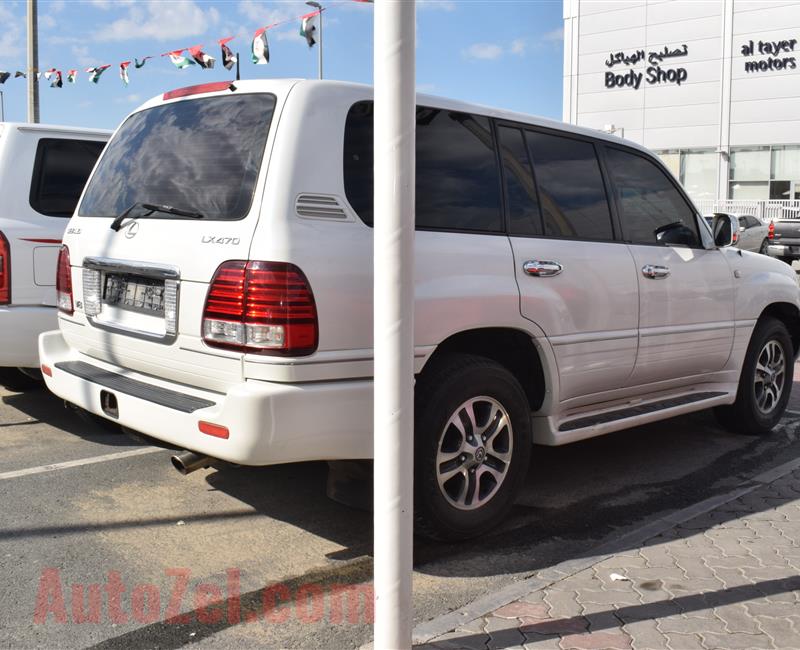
[373,0,415,648]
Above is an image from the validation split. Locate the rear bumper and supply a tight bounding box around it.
[0,305,57,368]
[39,330,374,466]
[767,243,800,259]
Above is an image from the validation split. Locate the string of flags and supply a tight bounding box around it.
[0,0,374,89]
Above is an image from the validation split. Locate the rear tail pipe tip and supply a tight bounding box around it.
[171,451,215,475]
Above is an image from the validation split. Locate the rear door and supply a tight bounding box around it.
[60,89,286,390]
[602,145,733,386]
[499,124,639,402]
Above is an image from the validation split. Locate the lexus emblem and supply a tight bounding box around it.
[125,222,139,239]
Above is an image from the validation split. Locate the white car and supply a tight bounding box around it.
[39,80,800,540]
[0,123,108,389]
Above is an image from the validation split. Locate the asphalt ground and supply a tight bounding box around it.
[2,365,800,649]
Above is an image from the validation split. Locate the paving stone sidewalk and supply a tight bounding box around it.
[419,469,800,650]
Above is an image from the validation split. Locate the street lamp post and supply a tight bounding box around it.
[0,91,5,122]
[306,1,323,79]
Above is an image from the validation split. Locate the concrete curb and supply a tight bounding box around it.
[408,455,800,645]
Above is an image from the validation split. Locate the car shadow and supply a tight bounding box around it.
[202,399,800,580]
[1,386,133,446]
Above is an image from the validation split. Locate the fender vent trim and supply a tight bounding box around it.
[295,194,349,220]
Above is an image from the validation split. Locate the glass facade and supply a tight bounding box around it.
[656,149,717,203]
[656,146,800,202]
[729,145,800,200]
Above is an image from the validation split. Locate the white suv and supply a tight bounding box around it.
[0,123,108,389]
[39,80,800,540]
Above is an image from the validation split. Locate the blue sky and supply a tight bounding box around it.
[0,0,564,129]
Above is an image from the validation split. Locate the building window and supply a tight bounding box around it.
[771,146,800,200]
[656,149,716,203]
[728,146,800,200]
[729,147,770,200]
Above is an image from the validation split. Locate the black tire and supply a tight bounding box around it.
[714,317,794,435]
[758,239,769,255]
[414,354,531,541]
[778,256,795,266]
[0,368,42,392]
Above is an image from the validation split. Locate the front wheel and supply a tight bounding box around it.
[715,317,794,435]
[414,354,531,541]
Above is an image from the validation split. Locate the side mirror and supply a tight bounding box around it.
[712,213,738,248]
[739,226,746,232]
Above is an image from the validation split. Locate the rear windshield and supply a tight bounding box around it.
[79,93,276,221]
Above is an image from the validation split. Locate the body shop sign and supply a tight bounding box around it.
[604,44,688,90]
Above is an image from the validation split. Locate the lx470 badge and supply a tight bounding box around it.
[201,236,241,245]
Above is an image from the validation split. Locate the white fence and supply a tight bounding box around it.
[695,199,800,221]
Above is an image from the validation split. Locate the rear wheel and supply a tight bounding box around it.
[414,354,531,541]
[758,239,769,255]
[778,256,795,266]
[715,317,793,435]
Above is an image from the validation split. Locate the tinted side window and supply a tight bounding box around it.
[497,125,542,236]
[343,102,502,232]
[605,147,700,247]
[416,109,501,232]
[343,102,374,224]
[526,131,613,240]
[30,139,105,217]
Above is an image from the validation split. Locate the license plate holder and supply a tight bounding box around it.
[103,274,166,315]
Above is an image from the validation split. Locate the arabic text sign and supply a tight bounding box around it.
[604,44,689,90]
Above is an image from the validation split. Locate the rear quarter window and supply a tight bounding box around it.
[343,101,502,233]
[29,138,106,217]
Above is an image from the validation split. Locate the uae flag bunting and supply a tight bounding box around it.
[86,65,111,83]
[166,49,196,69]
[14,71,26,78]
[251,28,269,64]
[50,70,63,88]
[0,72,9,84]
[188,45,215,69]
[218,37,237,70]
[120,61,131,86]
[300,11,320,47]
[134,56,152,69]
[67,69,77,83]
[44,68,55,81]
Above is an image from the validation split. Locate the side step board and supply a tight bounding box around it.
[558,391,729,433]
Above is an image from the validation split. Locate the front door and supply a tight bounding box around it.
[602,145,734,386]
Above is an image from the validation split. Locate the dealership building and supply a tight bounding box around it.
[563,0,800,218]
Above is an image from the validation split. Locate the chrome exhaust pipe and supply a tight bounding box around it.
[171,451,214,475]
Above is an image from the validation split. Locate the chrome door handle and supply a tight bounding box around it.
[523,260,563,277]
[642,264,670,279]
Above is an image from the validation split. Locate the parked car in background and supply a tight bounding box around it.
[0,123,108,390]
[767,212,800,266]
[39,80,800,540]
[704,213,770,254]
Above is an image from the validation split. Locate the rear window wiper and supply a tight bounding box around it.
[110,202,205,231]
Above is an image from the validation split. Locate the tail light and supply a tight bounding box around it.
[0,231,9,305]
[202,261,318,356]
[769,221,775,240]
[56,245,74,315]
